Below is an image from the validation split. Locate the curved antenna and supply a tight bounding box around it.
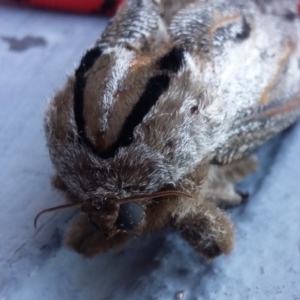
[114,190,193,204]
[34,203,81,229]
[34,190,193,229]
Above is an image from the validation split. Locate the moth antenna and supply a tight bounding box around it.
[115,190,193,204]
[34,203,81,229]
[34,191,193,228]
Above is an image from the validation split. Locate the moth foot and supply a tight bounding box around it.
[202,155,257,208]
[212,191,250,209]
[237,191,250,203]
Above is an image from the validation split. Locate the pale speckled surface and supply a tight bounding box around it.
[0,4,300,300]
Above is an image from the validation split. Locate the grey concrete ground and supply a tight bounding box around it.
[0,4,299,300]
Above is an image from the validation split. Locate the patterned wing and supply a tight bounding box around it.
[167,0,300,164]
[97,0,165,49]
[212,95,300,164]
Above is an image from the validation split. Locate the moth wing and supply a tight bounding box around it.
[98,0,166,49]
[166,1,300,164]
[212,94,300,164]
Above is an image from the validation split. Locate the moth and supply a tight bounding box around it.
[38,0,300,258]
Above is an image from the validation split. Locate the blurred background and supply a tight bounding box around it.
[0,1,300,299]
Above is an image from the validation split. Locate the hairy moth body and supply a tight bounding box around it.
[43,0,300,258]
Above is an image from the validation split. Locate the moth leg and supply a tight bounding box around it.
[65,215,130,257]
[204,156,257,208]
[172,199,234,258]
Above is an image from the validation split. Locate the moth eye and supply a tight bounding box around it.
[116,202,145,231]
[190,106,199,116]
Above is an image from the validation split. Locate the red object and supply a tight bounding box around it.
[16,0,300,17]
[20,0,124,16]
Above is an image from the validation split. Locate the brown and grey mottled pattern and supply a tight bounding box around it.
[44,0,300,258]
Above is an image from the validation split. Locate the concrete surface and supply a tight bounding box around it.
[0,4,299,300]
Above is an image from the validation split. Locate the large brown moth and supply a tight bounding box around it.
[38,0,300,259]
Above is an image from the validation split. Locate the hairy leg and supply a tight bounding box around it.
[171,197,234,259]
[203,155,257,208]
